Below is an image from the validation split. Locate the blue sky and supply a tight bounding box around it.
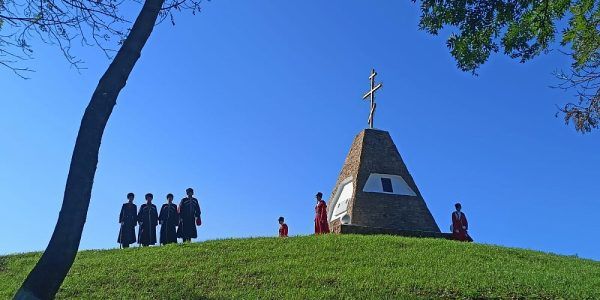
[1,1,599,260]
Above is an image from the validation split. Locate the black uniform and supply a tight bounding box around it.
[159,203,179,245]
[177,197,201,240]
[117,203,137,247]
[137,203,158,246]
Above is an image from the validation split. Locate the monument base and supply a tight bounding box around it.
[331,223,452,239]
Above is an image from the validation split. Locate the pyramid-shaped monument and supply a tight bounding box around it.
[327,69,446,238]
[327,129,444,237]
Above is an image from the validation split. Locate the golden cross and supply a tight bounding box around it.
[362,68,382,129]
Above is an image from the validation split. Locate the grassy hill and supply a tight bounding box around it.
[1,235,599,299]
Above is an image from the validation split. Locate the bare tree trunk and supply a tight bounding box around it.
[14,0,166,298]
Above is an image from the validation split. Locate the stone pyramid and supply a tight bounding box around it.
[327,128,446,237]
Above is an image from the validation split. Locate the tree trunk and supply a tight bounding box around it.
[14,0,166,298]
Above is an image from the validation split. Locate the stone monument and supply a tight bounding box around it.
[327,69,448,238]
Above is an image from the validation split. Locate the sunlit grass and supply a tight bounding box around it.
[1,235,599,299]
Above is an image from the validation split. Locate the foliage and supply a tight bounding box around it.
[2,235,600,299]
[0,0,201,78]
[417,0,600,132]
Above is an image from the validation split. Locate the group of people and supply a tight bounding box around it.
[277,192,329,238]
[280,194,473,242]
[119,188,472,247]
[117,188,201,247]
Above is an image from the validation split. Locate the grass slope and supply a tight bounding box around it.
[1,235,599,299]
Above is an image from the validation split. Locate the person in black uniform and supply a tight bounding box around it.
[117,193,137,248]
[159,193,179,245]
[137,193,158,246]
[177,188,201,243]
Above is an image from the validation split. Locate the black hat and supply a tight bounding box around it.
[186,188,194,193]
[145,193,154,199]
[316,192,323,198]
[455,202,462,209]
[278,216,284,222]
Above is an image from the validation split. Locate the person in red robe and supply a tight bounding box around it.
[314,192,330,234]
[278,216,288,238]
[451,203,472,242]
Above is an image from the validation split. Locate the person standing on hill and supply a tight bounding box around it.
[451,202,473,242]
[117,193,137,248]
[137,193,159,246]
[278,216,288,238]
[314,192,330,234]
[159,193,179,245]
[177,188,201,243]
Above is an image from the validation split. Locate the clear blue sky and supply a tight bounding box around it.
[1,1,599,260]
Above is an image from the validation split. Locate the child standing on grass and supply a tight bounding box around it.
[137,193,159,246]
[278,217,288,238]
[118,192,137,248]
[314,192,330,234]
[159,193,179,245]
[177,187,201,243]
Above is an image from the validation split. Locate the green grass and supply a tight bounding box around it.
[1,235,599,299]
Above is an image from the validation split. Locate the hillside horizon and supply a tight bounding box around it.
[2,235,599,299]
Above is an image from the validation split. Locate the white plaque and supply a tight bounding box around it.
[362,173,416,196]
[329,177,354,222]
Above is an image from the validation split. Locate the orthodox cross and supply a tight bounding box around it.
[362,68,382,129]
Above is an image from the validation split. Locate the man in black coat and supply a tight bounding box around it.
[177,188,201,242]
[137,193,158,246]
[159,193,179,245]
[117,193,137,248]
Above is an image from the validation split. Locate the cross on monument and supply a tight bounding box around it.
[362,68,382,129]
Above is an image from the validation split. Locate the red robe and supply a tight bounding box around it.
[279,223,288,237]
[314,200,330,234]
[452,211,471,242]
